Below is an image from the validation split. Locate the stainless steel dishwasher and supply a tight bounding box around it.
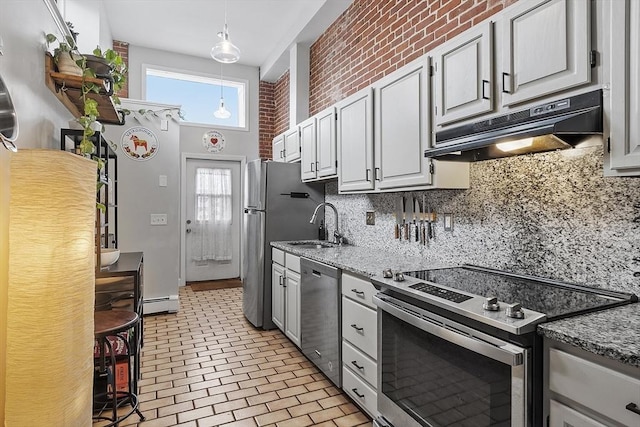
[300,258,342,387]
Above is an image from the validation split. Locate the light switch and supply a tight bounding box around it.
[150,214,168,225]
[159,175,167,187]
[160,119,169,131]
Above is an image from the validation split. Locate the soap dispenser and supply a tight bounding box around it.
[318,220,326,241]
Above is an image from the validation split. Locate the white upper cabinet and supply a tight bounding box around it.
[300,116,317,180]
[500,0,591,107]
[272,134,285,162]
[337,88,375,192]
[300,107,337,182]
[604,0,640,175]
[432,21,493,127]
[374,57,432,190]
[284,127,301,163]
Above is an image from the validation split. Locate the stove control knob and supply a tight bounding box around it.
[382,269,393,278]
[483,297,500,311]
[505,303,525,319]
[393,272,405,282]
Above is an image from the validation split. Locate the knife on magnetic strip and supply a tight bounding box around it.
[395,197,402,239]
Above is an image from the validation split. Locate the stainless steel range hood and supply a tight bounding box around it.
[425,90,603,162]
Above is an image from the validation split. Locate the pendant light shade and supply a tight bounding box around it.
[211,23,241,64]
[214,98,232,119]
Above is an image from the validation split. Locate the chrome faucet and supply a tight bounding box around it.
[310,202,343,245]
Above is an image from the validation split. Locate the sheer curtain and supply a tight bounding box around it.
[191,167,233,262]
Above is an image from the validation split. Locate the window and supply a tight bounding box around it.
[144,66,247,129]
[195,168,232,223]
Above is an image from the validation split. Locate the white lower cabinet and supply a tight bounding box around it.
[271,248,301,347]
[547,346,640,427]
[341,272,378,417]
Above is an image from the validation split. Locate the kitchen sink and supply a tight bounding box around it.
[289,241,336,249]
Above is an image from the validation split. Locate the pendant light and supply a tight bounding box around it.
[214,62,231,119]
[210,0,240,64]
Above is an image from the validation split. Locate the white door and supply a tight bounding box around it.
[185,159,241,282]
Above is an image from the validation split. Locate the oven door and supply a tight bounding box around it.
[374,293,529,427]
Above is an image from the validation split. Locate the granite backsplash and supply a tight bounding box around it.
[324,145,640,295]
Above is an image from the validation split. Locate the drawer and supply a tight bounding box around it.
[549,399,608,427]
[549,349,640,427]
[343,365,377,417]
[285,252,300,273]
[342,340,377,389]
[272,248,285,265]
[342,297,377,360]
[342,273,377,309]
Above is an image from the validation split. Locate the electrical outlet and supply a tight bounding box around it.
[150,214,168,225]
[366,211,375,225]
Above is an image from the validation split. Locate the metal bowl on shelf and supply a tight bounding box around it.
[0,74,18,151]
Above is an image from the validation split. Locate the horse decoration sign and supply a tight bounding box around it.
[202,130,225,153]
[121,126,159,161]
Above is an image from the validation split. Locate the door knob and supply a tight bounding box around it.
[186,228,191,233]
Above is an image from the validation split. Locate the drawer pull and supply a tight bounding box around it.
[351,360,364,371]
[350,324,364,332]
[351,289,365,297]
[351,388,365,399]
[627,402,640,416]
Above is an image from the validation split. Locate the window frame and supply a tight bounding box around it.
[142,63,249,132]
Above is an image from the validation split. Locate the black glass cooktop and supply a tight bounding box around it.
[404,265,637,319]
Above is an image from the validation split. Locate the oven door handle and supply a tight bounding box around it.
[374,295,525,366]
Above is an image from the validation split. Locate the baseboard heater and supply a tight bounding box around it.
[143,295,179,314]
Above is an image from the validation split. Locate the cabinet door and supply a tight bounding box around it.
[285,270,301,347]
[549,400,607,427]
[433,21,493,128]
[337,88,374,192]
[500,0,590,107]
[272,134,285,162]
[316,107,337,179]
[374,58,432,190]
[271,263,285,331]
[284,127,301,163]
[605,0,640,174]
[299,116,317,181]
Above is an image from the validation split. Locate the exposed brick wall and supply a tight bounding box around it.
[259,81,275,159]
[273,71,290,136]
[308,0,517,115]
[112,40,129,99]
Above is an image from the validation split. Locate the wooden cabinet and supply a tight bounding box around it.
[272,134,285,162]
[341,272,378,417]
[603,0,640,176]
[337,88,375,192]
[500,0,591,107]
[270,248,301,347]
[546,344,640,427]
[432,21,493,127]
[300,107,337,182]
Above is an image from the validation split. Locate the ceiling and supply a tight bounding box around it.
[101,0,352,82]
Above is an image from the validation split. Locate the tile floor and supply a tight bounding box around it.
[107,286,372,427]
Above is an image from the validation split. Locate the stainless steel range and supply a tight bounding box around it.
[371,265,637,427]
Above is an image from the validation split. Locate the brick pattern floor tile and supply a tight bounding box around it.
[95,286,371,426]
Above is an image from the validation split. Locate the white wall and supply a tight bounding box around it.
[103,99,181,313]
[64,0,113,53]
[127,45,260,161]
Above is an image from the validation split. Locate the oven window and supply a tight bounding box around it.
[381,310,512,426]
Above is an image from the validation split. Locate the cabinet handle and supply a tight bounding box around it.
[482,79,490,100]
[351,360,364,371]
[316,161,319,172]
[351,388,365,399]
[310,162,315,172]
[314,349,322,358]
[365,168,371,182]
[351,289,365,297]
[501,72,511,94]
[351,324,364,332]
[374,167,381,181]
[627,403,640,416]
[279,275,283,286]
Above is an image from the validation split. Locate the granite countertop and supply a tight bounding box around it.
[272,240,640,369]
[271,240,450,278]
[538,303,640,368]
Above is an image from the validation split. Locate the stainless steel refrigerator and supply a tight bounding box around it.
[242,159,324,329]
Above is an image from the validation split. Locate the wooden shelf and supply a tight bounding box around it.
[45,54,124,125]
